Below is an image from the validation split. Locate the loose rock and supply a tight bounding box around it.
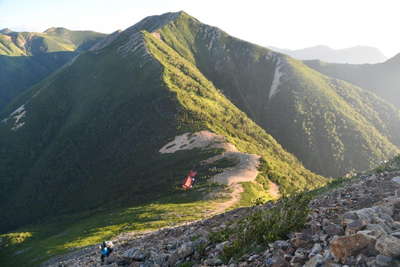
[330,233,376,263]
[375,235,400,257]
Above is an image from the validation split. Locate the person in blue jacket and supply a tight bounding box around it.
[100,241,114,263]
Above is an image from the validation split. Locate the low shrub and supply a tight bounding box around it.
[209,193,312,262]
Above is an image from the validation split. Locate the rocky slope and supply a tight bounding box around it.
[42,169,400,266]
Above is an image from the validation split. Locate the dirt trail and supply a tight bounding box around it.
[210,183,244,215]
[160,131,261,186]
[159,131,263,212]
[210,152,260,186]
[268,180,280,199]
[210,179,280,216]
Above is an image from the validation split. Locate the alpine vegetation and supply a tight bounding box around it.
[1,9,400,267]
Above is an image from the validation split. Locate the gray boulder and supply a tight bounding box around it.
[122,248,146,261]
[376,235,400,257]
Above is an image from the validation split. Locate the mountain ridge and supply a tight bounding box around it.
[0,11,325,233]
[1,11,400,266]
[147,11,400,177]
[0,27,106,110]
[304,53,400,108]
[270,45,387,64]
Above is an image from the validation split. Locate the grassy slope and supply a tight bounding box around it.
[1,11,397,265]
[43,27,108,51]
[152,12,400,177]
[0,196,212,266]
[144,31,325,194]
[304,57,400,108]
[0,160,232,266]
[0,29,106,110]
[0,34,25,56]
[265,59,400,176]
[0,37,193,232]
[0,23,326,266]
[0,14,325,230]
[0,29,106,56]
[0,52,76,109]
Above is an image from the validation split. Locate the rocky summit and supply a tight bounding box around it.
[43,170,400,266]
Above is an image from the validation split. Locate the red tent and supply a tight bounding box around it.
[182,170,197,190]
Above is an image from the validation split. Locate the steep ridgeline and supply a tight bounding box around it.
[304,56,400,108]
[145,12,400,177]
[269,45,387,64]
[0,12,324,232]
[0,28,106,110]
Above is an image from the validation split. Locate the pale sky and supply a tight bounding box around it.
[1,0,399,58]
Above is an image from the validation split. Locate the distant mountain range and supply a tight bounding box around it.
[0,28,13,34]
[1,11,400,234]
[0,27,106,109]
[270,45,387,64]
[304,55,400,108]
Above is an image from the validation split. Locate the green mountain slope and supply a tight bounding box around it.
[264,61,400,176]
[0,27,105,56]
[304,56,400,108]
[0,28,106,110]
[146,12,400,177]
[0,12,325,232]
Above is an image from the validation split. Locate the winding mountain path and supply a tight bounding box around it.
[159,130,263,210]
[211,183,243,215]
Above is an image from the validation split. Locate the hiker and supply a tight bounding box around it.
[99,241,114,263]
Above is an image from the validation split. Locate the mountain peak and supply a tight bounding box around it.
[0,28,13,34]
[108,11,191,53]
[124,11,192,35]
[44,27,70,34]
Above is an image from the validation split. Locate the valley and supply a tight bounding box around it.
[1,7,400,267]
